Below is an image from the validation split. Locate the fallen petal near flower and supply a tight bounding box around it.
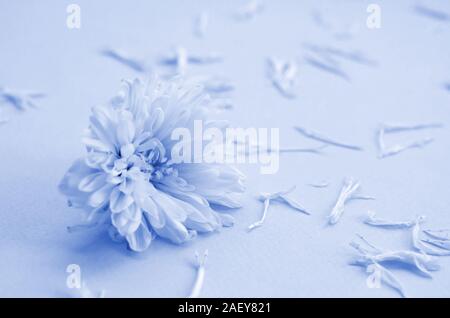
[100,48,147,72]
[189,250,208,298]
[249,186,310,231]
[248,198,270,231]
[277,194,310,215]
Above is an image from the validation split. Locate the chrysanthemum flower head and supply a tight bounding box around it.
[59,76,245,251]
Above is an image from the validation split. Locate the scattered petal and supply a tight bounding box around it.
[248,198,270,231]
[267,57,299,98]
[294,126,363,151]
[303,43,377,66]
[377,123,442,159]
[278,145,327,154]
[444,82,450,92]
[328,178,370,225]
[248,186,310,231]
[242,143,328,156]
[100,48,147,72]
[422,238,450,251]
[381,122,443,133]
[412,217,450,256]
[188,52,223,64]
[189,250,208,298]
[202,76,235,95]
[0,86,45,110]
[303,55,350,81]
[414,4,450,22]
[307,181,330,188]
[277,193,310,215]
[423,229,450,241]
[350,235,440,278]
[364,210,419,229]
[367,263,406,298]
[67,222,99,233]
[159,48,223,75]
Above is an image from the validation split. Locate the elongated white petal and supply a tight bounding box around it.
[377,122,442,159]
[126,221,153,252]
[412,217,450,256]
[328,178,364,225]
[189,250,208,298]
[424,229,450,241]
[277,195,310,215]
[422,238,450,250]
[248,198,270,231]
[294,126,363,151]
[364,210,418,229]
[351,235,440,278]
[367,263,406,298]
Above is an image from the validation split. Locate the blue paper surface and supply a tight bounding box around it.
[0,0,449,297]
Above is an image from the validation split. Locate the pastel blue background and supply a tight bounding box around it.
[0,0,449,297]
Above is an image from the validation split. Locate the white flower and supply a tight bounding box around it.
[59,76,245,252]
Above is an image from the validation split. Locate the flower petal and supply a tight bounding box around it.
[111,204,141,235]
[126,221,153,252]
[217,213,235,227]
[116,115,135,146]
[138,196,165,229]
[88,184,114,208]
[78,172,105,192]
[153,216,196,244]
[153,190,188,222]
[109,187,134,213]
